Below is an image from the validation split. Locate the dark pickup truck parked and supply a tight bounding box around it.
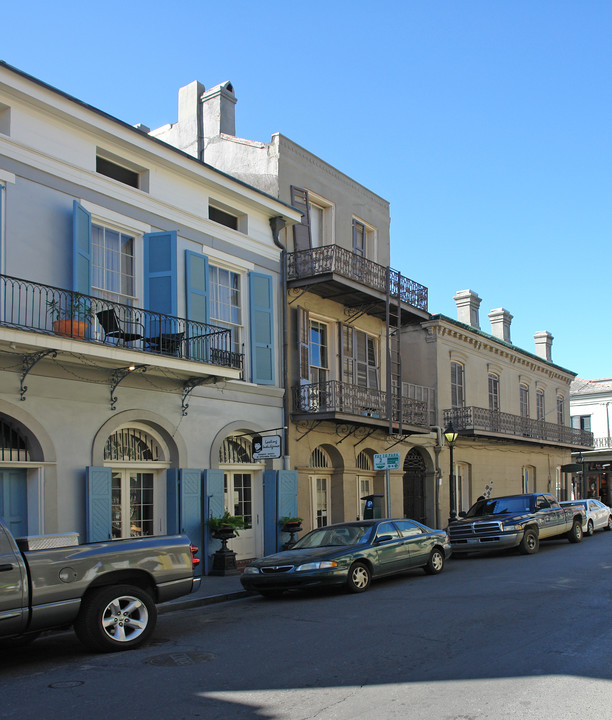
[447,493,586,555]
[0,517,200,652]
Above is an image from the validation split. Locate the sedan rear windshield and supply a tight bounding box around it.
[465,497,533,517]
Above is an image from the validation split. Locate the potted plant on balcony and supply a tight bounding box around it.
[206,511,245,576]
[46,294,94,339]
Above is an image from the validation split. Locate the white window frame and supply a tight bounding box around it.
[488,373,500,412]
[208,262,244,356]
[352,216,376,259]
[520,383,530,418]
[451,362,465,408]
[310,474,331,528]
[307,190,334,248]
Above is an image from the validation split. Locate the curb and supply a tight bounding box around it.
[158,589,252,614]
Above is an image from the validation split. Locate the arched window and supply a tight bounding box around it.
[104,427,162,462]
[309,447,330,468]
[219,435,254,464]
[0,417,30,462]
[356,451,373,470]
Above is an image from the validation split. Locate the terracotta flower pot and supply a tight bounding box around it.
[52,319,88,339]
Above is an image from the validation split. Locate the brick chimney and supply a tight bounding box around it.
[454,289,482,329]
[488,308,513,343]
[534,331,553,361]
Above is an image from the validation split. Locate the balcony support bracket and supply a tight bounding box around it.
[288,288,309,306]
[344,303,376,324]
[110,365,147,411]
[295,420,322,441]
[20,350,57,401]
[182,377,218,416]
[354,428,377,447]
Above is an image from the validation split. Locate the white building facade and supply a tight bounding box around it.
[0,63,301,571]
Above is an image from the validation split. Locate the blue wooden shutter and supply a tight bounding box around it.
[180,469,203,576]
[85,466,112,542]
[73,201,91,294]
[144,231,177,321]
[166,469,180,535]
[276,470,298,552]
[185,251,209,323]
[202,469,225,575]
[263,470,278,555]
[249,272,275,385]
[185,251,209,361]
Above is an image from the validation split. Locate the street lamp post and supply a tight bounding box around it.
[444,421,459,524]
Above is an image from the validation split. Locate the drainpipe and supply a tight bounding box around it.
[270,216,289,469]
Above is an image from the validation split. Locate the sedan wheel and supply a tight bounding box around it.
[606,516,612,532]
[424,548,445,575]
[586,520,594,537]
[347,562,371,593]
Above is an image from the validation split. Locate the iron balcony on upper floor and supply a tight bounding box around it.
[287,245,429,323]
[0,274,243,378]
[292,379,433,434]
[443,406,594,450]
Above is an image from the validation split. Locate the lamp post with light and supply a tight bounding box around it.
[444,422,459,524]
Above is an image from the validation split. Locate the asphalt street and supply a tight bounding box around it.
[1,531,611,720]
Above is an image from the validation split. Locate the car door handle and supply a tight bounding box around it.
[0,564,14,572]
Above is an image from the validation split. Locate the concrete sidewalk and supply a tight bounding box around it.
[158,572,251,614]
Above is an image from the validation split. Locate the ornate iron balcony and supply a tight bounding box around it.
[443,406,594,448]
[0,274,243,370]
[287,245,428,312]
[293,380,429,427]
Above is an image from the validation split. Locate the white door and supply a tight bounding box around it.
[224,470,263,560]
[357,476,372,520]
[311,475,330,527]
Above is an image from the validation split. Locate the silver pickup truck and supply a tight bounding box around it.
[0,517,200,652]
[447,493,587,555]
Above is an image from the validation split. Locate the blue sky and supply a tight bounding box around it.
[3,1,611,379]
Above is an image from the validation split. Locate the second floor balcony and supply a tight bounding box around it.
[292,380,431,433]
[287,245,429,322]
[443,406,594,450]
[0,274,243,380]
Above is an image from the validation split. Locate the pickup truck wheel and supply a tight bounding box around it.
[424,547,445,575]
[568,519,583,544]
[586,520,594,537]
[519,528,539,554]
[74,584,157,653]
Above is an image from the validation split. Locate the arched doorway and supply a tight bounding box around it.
[403,448,426,523]
[104,424,169,539]
[219,432,265,560]
[0,416,31,537]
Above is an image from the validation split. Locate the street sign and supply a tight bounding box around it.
[373,452,401,471]
[252,435,282,460]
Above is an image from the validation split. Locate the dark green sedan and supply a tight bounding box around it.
[240,518,451,597]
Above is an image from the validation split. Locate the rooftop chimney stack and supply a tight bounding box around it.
[534,331,553,361]
[201,81,236,147]
[454,289,482,329]
[488,308,513,343]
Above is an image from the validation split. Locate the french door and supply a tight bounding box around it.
[224,471,263,560]
[112,470,163,539]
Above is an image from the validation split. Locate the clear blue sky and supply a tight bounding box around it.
[3,1,610,379]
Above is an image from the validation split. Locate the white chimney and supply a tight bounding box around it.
[201,81,236,144]
[488,308,513,343]
[454,289,481,329]
[534,331,553,361]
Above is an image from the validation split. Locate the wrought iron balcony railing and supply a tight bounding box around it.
[287,245,428,312]
[0,274,243,370]
[293,380,429,427]
[443,406,594,448]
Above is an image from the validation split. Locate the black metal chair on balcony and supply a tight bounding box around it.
[96,309,144,346]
